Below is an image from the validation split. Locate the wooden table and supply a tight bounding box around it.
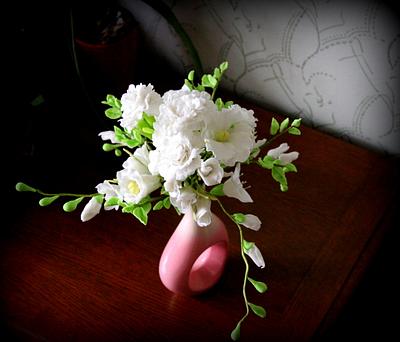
[1,105,398,341]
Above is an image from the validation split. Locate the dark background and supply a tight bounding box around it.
[3,0,399,340]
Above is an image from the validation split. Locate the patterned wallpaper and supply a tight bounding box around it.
[122,0,400,155]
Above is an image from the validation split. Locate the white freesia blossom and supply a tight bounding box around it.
[267,143,299,165]
[120,83,162,130]
[245,243,265,268]
[223,164,253,203]
[98,131,118,143]
[204,104,257,166]
[241,214,262,231]
[81,197,102,222]
[118,145,161,204]
[96,181,121,210]
[170,187,197,214]
[193,196,212,227]
[148,134,201,182]
[198,158,224,186]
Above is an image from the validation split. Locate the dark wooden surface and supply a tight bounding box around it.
[1,105,399,341]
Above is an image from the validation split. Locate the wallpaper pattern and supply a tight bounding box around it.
[122,0,400,155]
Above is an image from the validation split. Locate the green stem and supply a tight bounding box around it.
[215,198,250,328]
[34,188,97,198]
[259,127,291,150]
[141,0,203,76]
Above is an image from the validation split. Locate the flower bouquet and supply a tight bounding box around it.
[16,61,301,340]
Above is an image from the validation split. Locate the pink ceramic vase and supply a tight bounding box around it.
[159,210,229,295]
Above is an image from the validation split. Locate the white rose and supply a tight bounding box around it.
[120,83,162,130]
[198,158,224,186]
[148,134,201,182]
[223,164,253,203]
[193,196,212,227]
[170,187,197,214]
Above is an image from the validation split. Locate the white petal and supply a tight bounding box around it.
[198,158,224,186]
[223,164,253,203]
[267,143,289,159]
[193,197,212,227]
[81,197,102,222]
[279,151,299,165]
[245,244,265,268]
[242,214,261,231]
[98,131,118,143]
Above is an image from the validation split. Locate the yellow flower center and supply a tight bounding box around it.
[128,180,140,195]
[215,130,230,142]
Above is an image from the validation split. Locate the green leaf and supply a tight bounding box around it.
[271,166,287,186]
[230,322,241,341]
[94,194,104,204]
[279,118,289,133]
[270,118,279,135]
[291,118,302,127]
[207,75,218,88]
[142,113,155,126]
[232,213,245,224]
[220,61,229,72]
[209,184,224,197]
[153,201,164,211]
[215,97,224,111]
[163,197,171,209]
[142,127,154,135]
[188,70,195,81]
[105,197,119,207]
[280,183,288,192]
[133,207,148,225]
[114,149,122,157]
[142,202,152,215]
[39,195,59,206]
[259,155,275,169]
[283,163,297,173]
[184,79,193,90]
[248,277,268,293]
[105,108,122,119]
[242,239,254,251]
[63,197,84,212]
[224,100,233,108]
[15,182,37,192]
[288,127,301,135]
[248,303,266,318]
[213,67,221,79]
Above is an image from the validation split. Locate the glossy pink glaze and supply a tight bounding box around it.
[159,210,229,295]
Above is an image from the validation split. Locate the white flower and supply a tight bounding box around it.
[98,131,118,143]
[223,164,253,203]
[245,243,265,268]
[193,196,212,227]
[96,181,121,210]
[198,158,224,186]
[241,214,262,231]
[204,104,257,166]
[152,88,215,149]
[81,197,102,222]
[170,187,197,214]
[120,83,162,130]
[118,145,161,204]
[267,143,299,165]
[148,134,201,182]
